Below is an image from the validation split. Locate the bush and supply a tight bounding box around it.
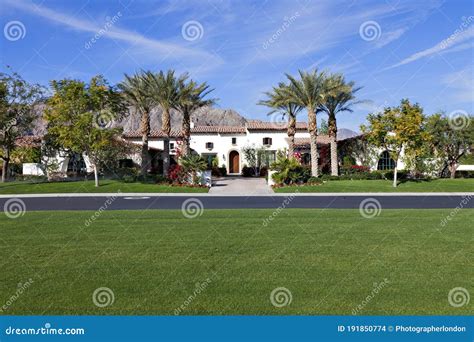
[270,157,310,185]
[259,166,268,177]
[168,164,188,184]
[211,166,227,177]
[307,177,322,185]
[384,170,408,180]
[155,175,169,184]
[14,175,47,182]
[241,166,254,177]
[115,167,138,181]
[455,170,474,178]
[122,175,136,183]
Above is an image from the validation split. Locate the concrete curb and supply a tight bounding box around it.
[1,192,473,198]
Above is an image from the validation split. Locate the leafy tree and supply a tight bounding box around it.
[45,76,126,187]
[0,70,44,182]
[283,69,330,177]
[242,144,266,176]
[145,70,188,176]
[118,72,154,176]
[319,119,328,135]
[176,79,216,156]
[426,113,473,178]
[258,82,303,157]
[317,73,363,176]
[361,99,428,187]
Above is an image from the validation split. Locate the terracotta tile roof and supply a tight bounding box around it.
[293,136,331,146]
[191,126,246,133]
[15,135,42,147]
[246,121,308,130]
[123,126,245,138]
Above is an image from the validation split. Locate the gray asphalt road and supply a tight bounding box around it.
[1,195,473,211]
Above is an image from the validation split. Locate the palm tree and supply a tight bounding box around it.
[258,82,303,158]
[317,74,363,176]
[176,79,216,156]
[283,69,328,177]
[118,72,154,176]
[145,70,188,176]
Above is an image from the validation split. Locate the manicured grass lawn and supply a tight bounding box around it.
[274,178,474,193]
[0,179,208,194]
[1,209,472,315]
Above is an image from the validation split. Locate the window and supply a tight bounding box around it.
[377,151,395,170]
[232,137,237,145]
[206,142,214,150]
[169,143,175,150]
[263,137,272,146]
[201,154,217,169]
[259,150,276,167]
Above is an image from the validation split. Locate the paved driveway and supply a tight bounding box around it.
[209,176,274,195]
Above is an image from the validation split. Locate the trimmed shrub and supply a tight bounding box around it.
[241,166,254,177]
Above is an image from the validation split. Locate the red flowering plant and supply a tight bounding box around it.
[293,151,303,164]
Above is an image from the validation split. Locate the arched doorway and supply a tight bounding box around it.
[229,151,240,174]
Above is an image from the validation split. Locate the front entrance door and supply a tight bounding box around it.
[229,151,240,174]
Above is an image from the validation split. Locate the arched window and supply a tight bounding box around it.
[377,151,395,170]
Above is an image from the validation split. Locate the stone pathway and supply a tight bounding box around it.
[209,176,274,195]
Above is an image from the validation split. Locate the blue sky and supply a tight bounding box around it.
[1,0,473,131]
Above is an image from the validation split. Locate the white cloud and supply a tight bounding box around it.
[5,0,221,64]
[388,25,474,69]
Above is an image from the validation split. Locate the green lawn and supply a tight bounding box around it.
[274,178,474,192]
[1,209,472,315]
[0,179,208,194]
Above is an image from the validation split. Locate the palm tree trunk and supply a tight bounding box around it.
[287,114,296,158]
[162,108,171,177]
[308,108,319,177]
[182,110,191,156]
[140,112,150,176]
[328,115,338,176]
[1,158,9,183]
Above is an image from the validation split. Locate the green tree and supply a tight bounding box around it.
[283,69,329,177]
[426,113,473,178]
[258,82,303,158]
[176,79,216,156]
[0,71,44,182]
[180,154,207,185]
[145,70,188,176]
[45,76,126,187]
[317,74,363,176]
[361,99,428,187]
[319,119,328,135]
[118,72,154,176]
